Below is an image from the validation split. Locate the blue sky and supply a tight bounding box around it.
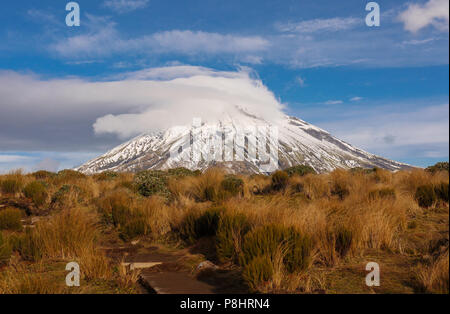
[0,0,448,172]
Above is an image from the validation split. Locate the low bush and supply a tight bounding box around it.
[51,185,84,209]
[434,182,449,203]
[285,165,316,177]
[242,255,274,292]
[93,171,118,181]
[240,225,312,273]
[23,181,48,207]
[270,171,289,191]
[57,169,86,180]
[167,167,199,177]
[134,170,171,199]
[425,162,449,174]
[415,185,437,208]
[31,170,56,180]
[0,208,23,231]
[216,213,251,263]
[180,207,223,243]
[220,176,244,199]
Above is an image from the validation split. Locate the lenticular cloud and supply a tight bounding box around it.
[92,66,286,138]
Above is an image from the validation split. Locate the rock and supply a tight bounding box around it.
[196,260,218,272]
[121,262,162,270]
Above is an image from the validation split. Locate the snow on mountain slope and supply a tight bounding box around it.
[76,109,411,174]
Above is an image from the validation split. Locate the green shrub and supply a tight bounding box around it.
[0,208,23,231]
[240,225,312,273]
[415,185,437,208]
[0,232,12,263]
[270,171,289,191]
[51,184,84,208]
[242,255,274,292]
[434,182,449,202]
[220,176,244,199]
[23,181,48,207]
[93,171,118,181]
[426,162,449,173]
[180,207,223,243]
[350,167,377,175]
[368,188,396,200]
[32,170,56,180]
[167,167,199,177]
[57,169,86,180]
[0,179,23,195]
[285,165,316,177]
[134,170,171,199]
[216,213,251,263]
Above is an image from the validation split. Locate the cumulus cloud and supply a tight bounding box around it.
[103,0,149,13]
[0,66,285,147]
[399,0,449,33]
[350,96,363,102]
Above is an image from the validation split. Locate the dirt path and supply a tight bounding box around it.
[103,243,247,294]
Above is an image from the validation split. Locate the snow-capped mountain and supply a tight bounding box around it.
[76,109,411,174]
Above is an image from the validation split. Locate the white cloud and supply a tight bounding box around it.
[350,96,363,101]
[399,0,449,33]
[319,103,449,159]
[0,66,285,142]
[401,38,436,45]
[324,100,343,105]
[51,26,269,59]
[0,155,34,163]
[296,76,306,87]
[103,0,149,13]
[45,10,449,69]
[27,9,59,24]
[276,17,361,33]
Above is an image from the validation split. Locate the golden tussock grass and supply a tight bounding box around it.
[0,165,448,294]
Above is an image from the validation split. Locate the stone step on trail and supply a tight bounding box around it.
[139,271,217,294]
[113,246,227,294]
[121,262,162,270]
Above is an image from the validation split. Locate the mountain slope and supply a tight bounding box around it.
[76,111,411,174]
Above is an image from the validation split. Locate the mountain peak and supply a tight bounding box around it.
[76,114,411,174]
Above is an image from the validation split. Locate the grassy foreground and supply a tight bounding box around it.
[0,163,448,294]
